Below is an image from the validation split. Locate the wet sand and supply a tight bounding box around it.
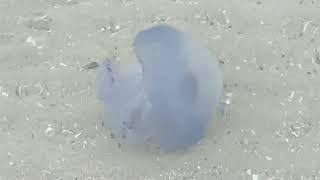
[0,0,320,179]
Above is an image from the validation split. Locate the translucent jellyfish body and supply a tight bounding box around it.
[98,25,223,151]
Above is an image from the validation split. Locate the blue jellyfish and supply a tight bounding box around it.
[98,25,223,151]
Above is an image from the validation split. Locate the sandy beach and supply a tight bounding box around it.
[0,0,320,179]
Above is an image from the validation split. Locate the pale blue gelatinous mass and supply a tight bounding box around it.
[98,25,223,151]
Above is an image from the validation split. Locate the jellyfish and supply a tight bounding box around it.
[97,25,223,151]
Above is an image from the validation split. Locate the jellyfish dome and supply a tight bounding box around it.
[97,25,223,151]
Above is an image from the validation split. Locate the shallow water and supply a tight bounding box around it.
[1,0,320,179]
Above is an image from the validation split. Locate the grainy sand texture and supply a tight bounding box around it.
[0,0,320,179]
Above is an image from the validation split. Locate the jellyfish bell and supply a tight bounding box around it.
[98,25,223,151]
